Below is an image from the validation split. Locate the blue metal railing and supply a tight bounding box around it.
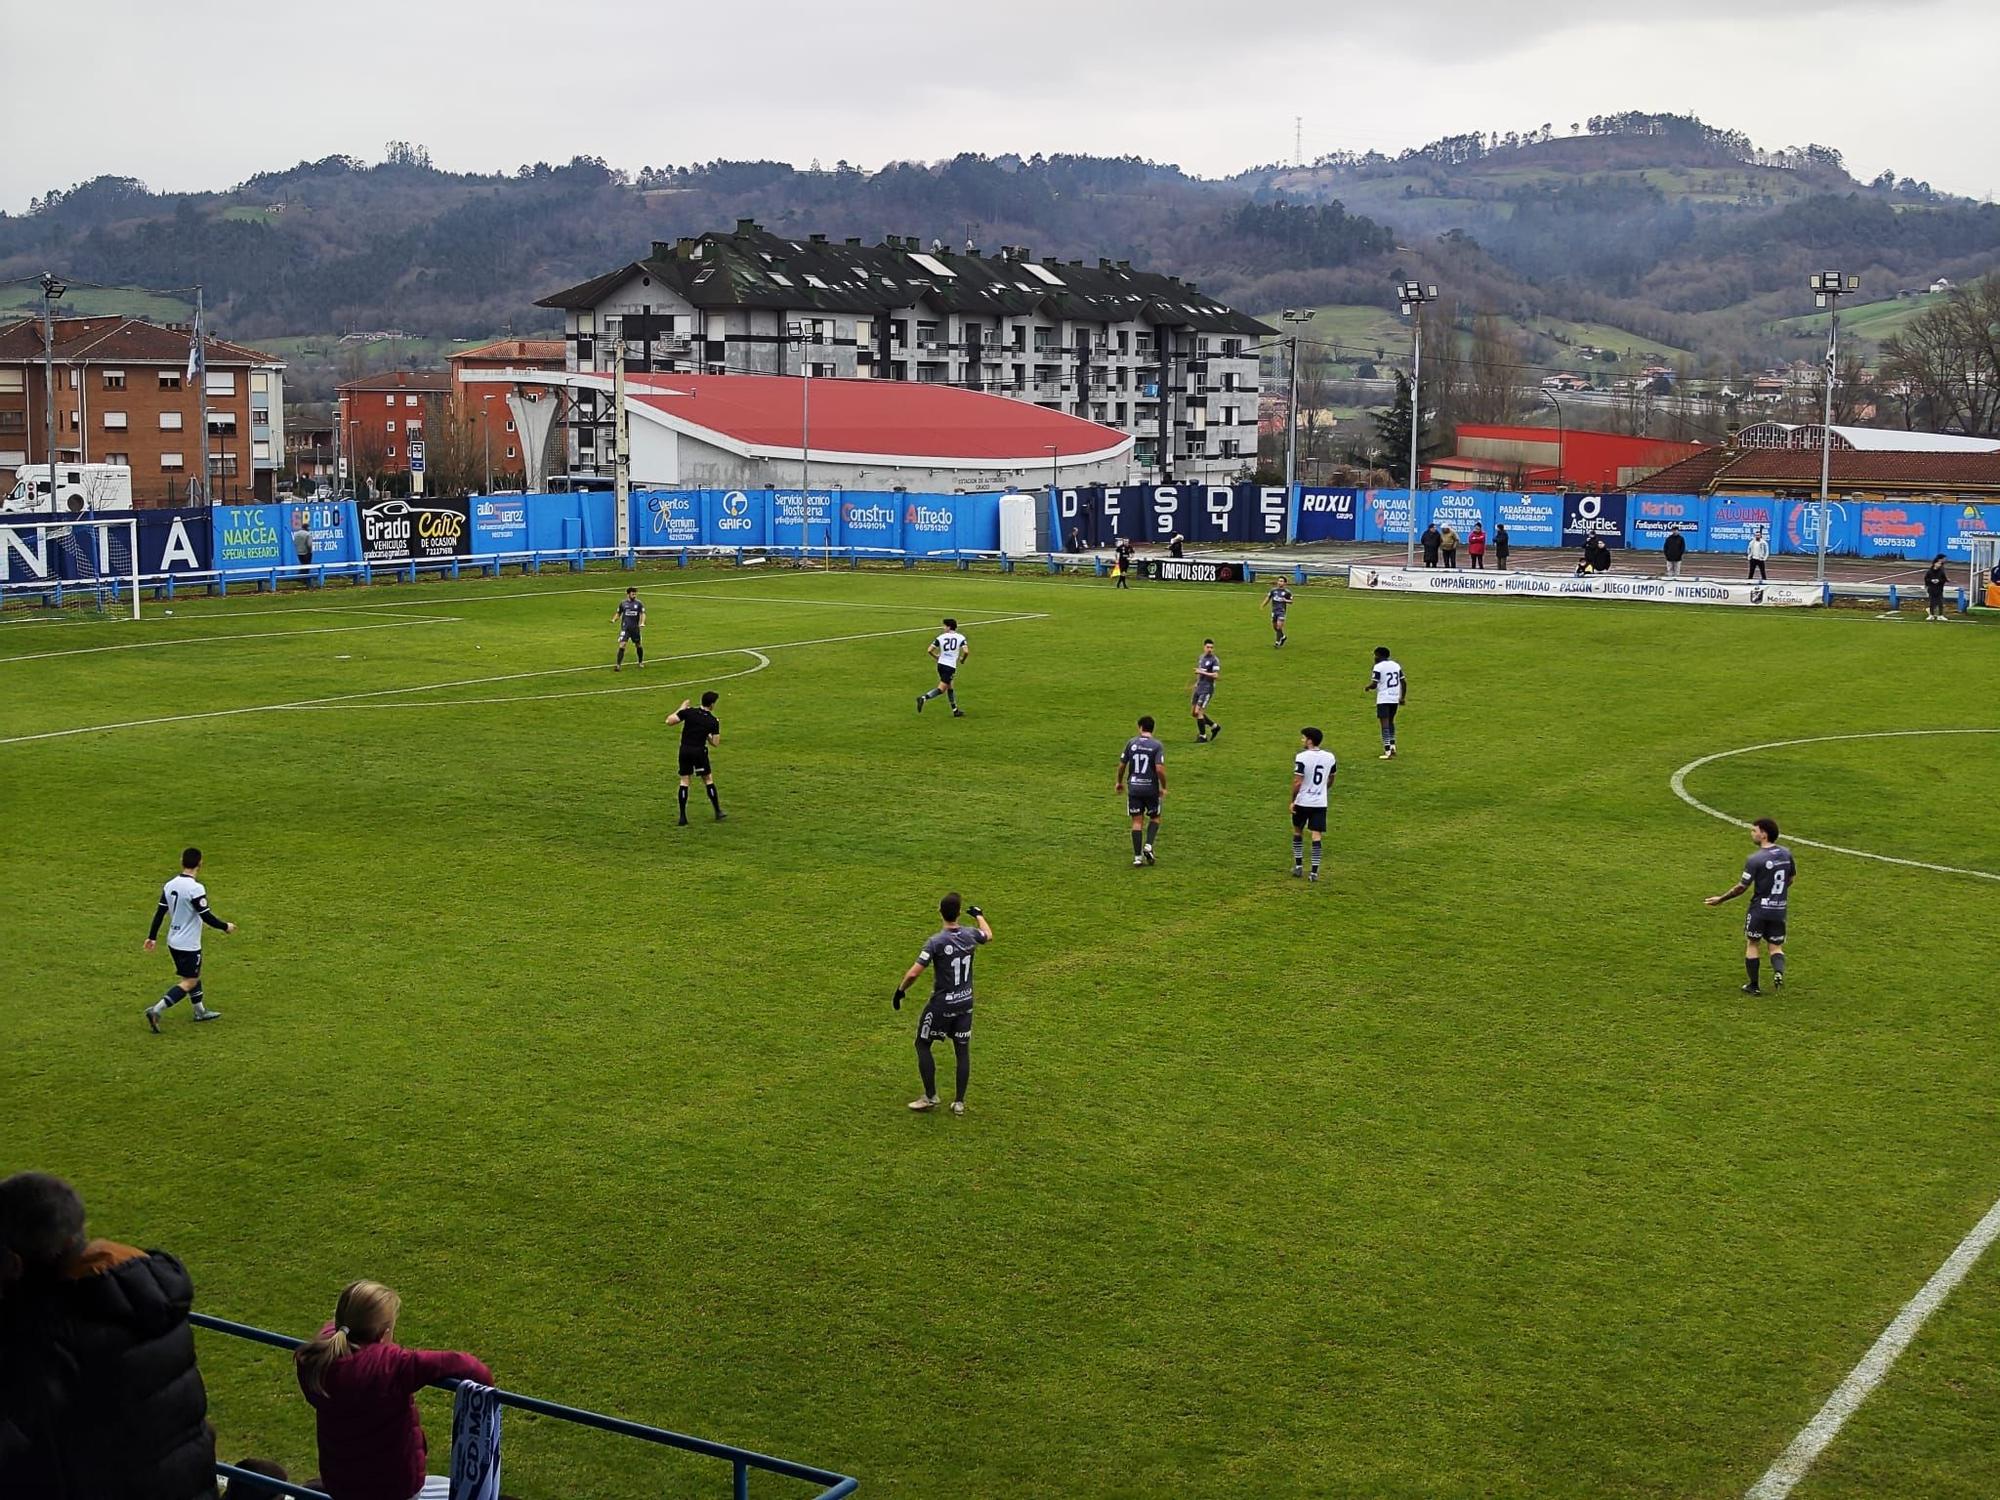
[190,1312,857,1500]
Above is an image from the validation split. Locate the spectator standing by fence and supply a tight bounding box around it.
[1663,525,1687,579]
[1493,524,1510,570]
[1923,552,1950,620]
[1467,523,1487,569]
[295,1280,492,1500]
[1439,525,1460,568]
[1747,527,1770,581]
[0,1172,216,1500]
[1421,524,1441,568]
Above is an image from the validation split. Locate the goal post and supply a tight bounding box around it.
[0,515,142,620]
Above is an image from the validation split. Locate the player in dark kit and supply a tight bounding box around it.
[1704,816,1798,994]
[1114,715,1168,866]
[893,892,994,1115]
[1191,639,1222,742]
[1265,581,1293,647]
[613,587,645,671]
[665,692,725,824]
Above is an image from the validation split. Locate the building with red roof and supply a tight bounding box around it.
[1428,422,1703,491]
[462,368,1133,491]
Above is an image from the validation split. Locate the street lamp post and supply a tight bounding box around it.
[38,272,65,511]
[481,392,494,494]
[1809,270,1858,585]
[1539,390,1566,486]
[787,321,817,506]
[1398,280,1439,566]
[1280,309,1315,494]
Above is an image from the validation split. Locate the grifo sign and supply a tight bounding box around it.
[1345,566,1822,608]
[361,498,470,563]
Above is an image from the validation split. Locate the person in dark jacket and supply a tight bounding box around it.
[1922,552,1951,620]
[296,1279,491,1500]
[1492,523,1510,570]
[1663,525,1688,579]
[0,1172,215,1500]
[1420,524,1442,568]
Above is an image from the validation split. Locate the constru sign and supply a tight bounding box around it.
[360,499,471,563]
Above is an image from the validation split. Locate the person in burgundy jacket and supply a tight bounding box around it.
[294,1280,491,1500]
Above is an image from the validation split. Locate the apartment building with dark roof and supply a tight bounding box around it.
[539,221,1275,485]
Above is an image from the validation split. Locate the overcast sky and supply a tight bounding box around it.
[7,0,1996,210]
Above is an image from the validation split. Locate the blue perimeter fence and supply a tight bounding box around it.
[5,484,1998,601]
[189,1312,857,1500]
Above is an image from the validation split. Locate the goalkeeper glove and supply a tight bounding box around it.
[968,906,983,919]
[893,987,905,1010]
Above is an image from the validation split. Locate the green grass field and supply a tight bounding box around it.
[5,566,1997,1498]
[1768,297,1934,350]
[0,285,194,322]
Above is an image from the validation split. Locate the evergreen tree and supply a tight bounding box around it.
[1367,373,1441,485]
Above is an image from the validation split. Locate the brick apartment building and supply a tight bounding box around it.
[0,316,286,502]
[445,337,566,484]
[335,369,452,480]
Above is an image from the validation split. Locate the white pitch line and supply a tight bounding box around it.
[1671,729,2000,883]
[0,615,460,663]
[0,610,1047,746]
[1683,727,2000,1495]
[293,651,773,710]
[1746,1195,2000,1498]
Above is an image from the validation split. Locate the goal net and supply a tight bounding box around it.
[0,516,142,620]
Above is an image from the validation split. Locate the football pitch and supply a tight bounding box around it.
[5,566,1997,1498]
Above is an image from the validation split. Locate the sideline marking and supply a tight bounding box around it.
[1681,729,2000,1494]
[1671,729,2000,883]
[0,614,459,663]
[0,611,1046,745]
[1745,1195,2000,1499]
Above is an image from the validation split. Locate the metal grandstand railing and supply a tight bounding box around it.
[190,1312,858,1500]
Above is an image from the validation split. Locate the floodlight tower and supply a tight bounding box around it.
[1398,280,1438,566]
[1810,270,1859,584]
[1280,309,1316,495]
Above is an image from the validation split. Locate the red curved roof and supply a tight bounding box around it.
[625,373,1130,464]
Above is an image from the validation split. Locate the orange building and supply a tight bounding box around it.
[335,370,451,481]
[445,338,566,486]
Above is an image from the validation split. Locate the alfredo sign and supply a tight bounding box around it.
[1345,566,1822,608]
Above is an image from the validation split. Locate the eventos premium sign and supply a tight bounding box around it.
[1345,566,1822,608]
[1140,558,1247,583]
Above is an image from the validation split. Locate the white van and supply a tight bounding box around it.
[2,463,136,516]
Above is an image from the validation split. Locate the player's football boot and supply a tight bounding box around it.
[908,1095,939,1112]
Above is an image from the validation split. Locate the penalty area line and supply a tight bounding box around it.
[1745,1194,2000,1499]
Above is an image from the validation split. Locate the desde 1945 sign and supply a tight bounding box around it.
[360,498,470,564]
[1140,558,1246,584]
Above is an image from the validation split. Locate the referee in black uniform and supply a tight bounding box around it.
[666,692,725,825]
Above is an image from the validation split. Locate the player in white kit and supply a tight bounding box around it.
[1367,646,1406,760]
[917,617,970,717]
[144,847,236,1031]
[1291,728,1336,881]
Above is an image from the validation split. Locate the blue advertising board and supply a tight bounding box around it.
[1939,501,2000,561]
[1428,489,1494,538]
[1295,488,1359,542]
[1628,494,1705,552]
[288,500,360,566]
[836,493,902,553]
[1781,499,1856,557]
[470,495,531,554]
[1706,496,1777,554]
[0,508,210,585]
[1361,489,1415,543]
[1493,492,1561,548]
[634,490,699,548]
[1561,493,1628,547]
[1851,498,1939,559]
[212,503,295,572]
[771,489,839,550]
